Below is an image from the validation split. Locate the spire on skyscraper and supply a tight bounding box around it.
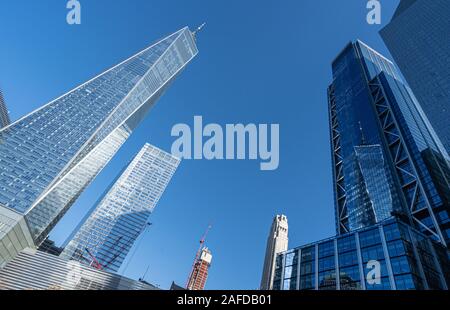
[192,22,206,40]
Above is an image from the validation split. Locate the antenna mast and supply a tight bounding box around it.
[192,22,206,40]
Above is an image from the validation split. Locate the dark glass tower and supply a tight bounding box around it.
[273,40,450,291]
[380,0,450,153]
[328,41,450,246]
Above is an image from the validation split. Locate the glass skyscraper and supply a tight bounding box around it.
[61,144,180,272]
[0,27,198,267]
[0,89,10,129]
[328,40,450,246]
[380,0,450,154]
[272,40,450,291]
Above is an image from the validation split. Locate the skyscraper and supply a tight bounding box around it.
[272,40,450,291]
[0,88,11,129]
[380,0,450,153]
[60,144,180,272]
[0,26,199,267]
[186,247,212,290]
[260,215,288,290]
[328,40,450,246]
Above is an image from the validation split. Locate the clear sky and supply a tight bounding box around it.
[0,0,399,289]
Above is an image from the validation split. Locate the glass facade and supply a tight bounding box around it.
[380,0,450,154]
[0,89,10,129]
[328,40,450,246]
[0,27,198,266]
[274,219,449,290]
[348,145,395,230]
[60,144,180,272]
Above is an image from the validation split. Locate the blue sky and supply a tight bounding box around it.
[0,0,399,289]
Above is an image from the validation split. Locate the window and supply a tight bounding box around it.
[395,274,417,290]
[359,228,382,248]
[272,280,281,290]
[423,268,443,290]
[387,240,406,257]
[285,251,296,266]
[339,265,360,283]
[318,241,335,258]
[284,266,293,279]
[390,256,411,275]
[319,256,335,272]
[383,223,401,241]
[436,211,449,224]
[366,277,391,290]
[339,251,359,267]
[287,277,298,290]
[338,235,356,253]
[301,246,315,262]
[319,270,337,290]
[275,255,283,269]
[361,244,385,263]
[300,261,315,275]
[283,279,291,290]
[274,266,282,281]
[300,274,315,290]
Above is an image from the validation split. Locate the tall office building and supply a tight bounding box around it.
[328,40,450,246]
[0,89,11,129]
[273,40,450,291]
[260,215,288,290]
[0,27,199,267]
[60,144,180,272]
[380,0,450,153]
[186,247,212,290]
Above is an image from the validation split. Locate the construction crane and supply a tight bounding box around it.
[85,248,103,270]
[80,222,152,272]
[102,236,125,270]
[185,224,212,289]
[83,235,126,271]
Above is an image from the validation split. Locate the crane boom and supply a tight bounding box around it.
[85,248,103,270]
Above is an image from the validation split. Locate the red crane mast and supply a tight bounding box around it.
[185,224,212,289]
